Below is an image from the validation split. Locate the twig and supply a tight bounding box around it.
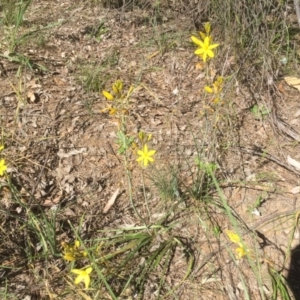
[232,146,300,176]
[294,0,300,28]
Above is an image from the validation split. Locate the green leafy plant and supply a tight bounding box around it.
[93,225,194,297]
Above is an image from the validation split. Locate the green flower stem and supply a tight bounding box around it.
[141,170,151,222]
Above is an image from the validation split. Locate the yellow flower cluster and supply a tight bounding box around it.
[225,230,249,259]
[191,22,224,114]
[0,146,7,176]
[61,240,92,289]
[102,81,156,168]
[191,22,219,63]
[101,79,133,116]
[204,76,224,104]
[62,240,87,261]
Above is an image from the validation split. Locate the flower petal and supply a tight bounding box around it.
[137,150,144,156]
[137,156,144,162]
[74,275,84,285]
[195,48,204,55]
[207,49,215,58]
[205,86,213,93]
[84,275,91,289]
[226,230,241,244]
[203,37,210,47]
[0,159,7,176]
[147,150,156,156]
[102,90,114,100]
[208,43,219,50]
[191,36,204,47]
[236,246,247,258]
[63,253,75,261]
[71,269,83,275]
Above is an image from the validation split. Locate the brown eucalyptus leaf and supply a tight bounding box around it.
[103,188,120,213]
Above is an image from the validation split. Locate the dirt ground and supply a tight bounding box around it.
[1,1,300,299]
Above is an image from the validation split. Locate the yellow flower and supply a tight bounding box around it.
[102,90,114,101]
[204,76,224,104]
[0,145,4,151]
[71,267,93,289]
[138,131,152,143]
[225,230,249,259]
[109,107,117,115]
[136,144,156,167]
[213,76,223,92]
[226,230,241,244]
[62,240,87,262]
[204,86,214,93]
[205,77,224,94]
[235,246,248,259]
[63,252,76,261]
[100,104,117,115]
[0,159,7,176]
[212,97,221,104]
[192,36,219,62]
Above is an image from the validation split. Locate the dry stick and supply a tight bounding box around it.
[233,146,300,177]
[294,0,300,28]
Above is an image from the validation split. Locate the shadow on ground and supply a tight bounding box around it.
[287,244,300,300]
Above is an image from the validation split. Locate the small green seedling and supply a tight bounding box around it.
[195,158,218,174]
[247,194,266,216]
[116,130,134,154]
[250,104,271,120]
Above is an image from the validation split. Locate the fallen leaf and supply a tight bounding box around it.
[287,155,300,170]
[42,195,62,206]
[26,78,41,89]
[284,76,300,91]
[103,188,120,213]
[27,91,37,103]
